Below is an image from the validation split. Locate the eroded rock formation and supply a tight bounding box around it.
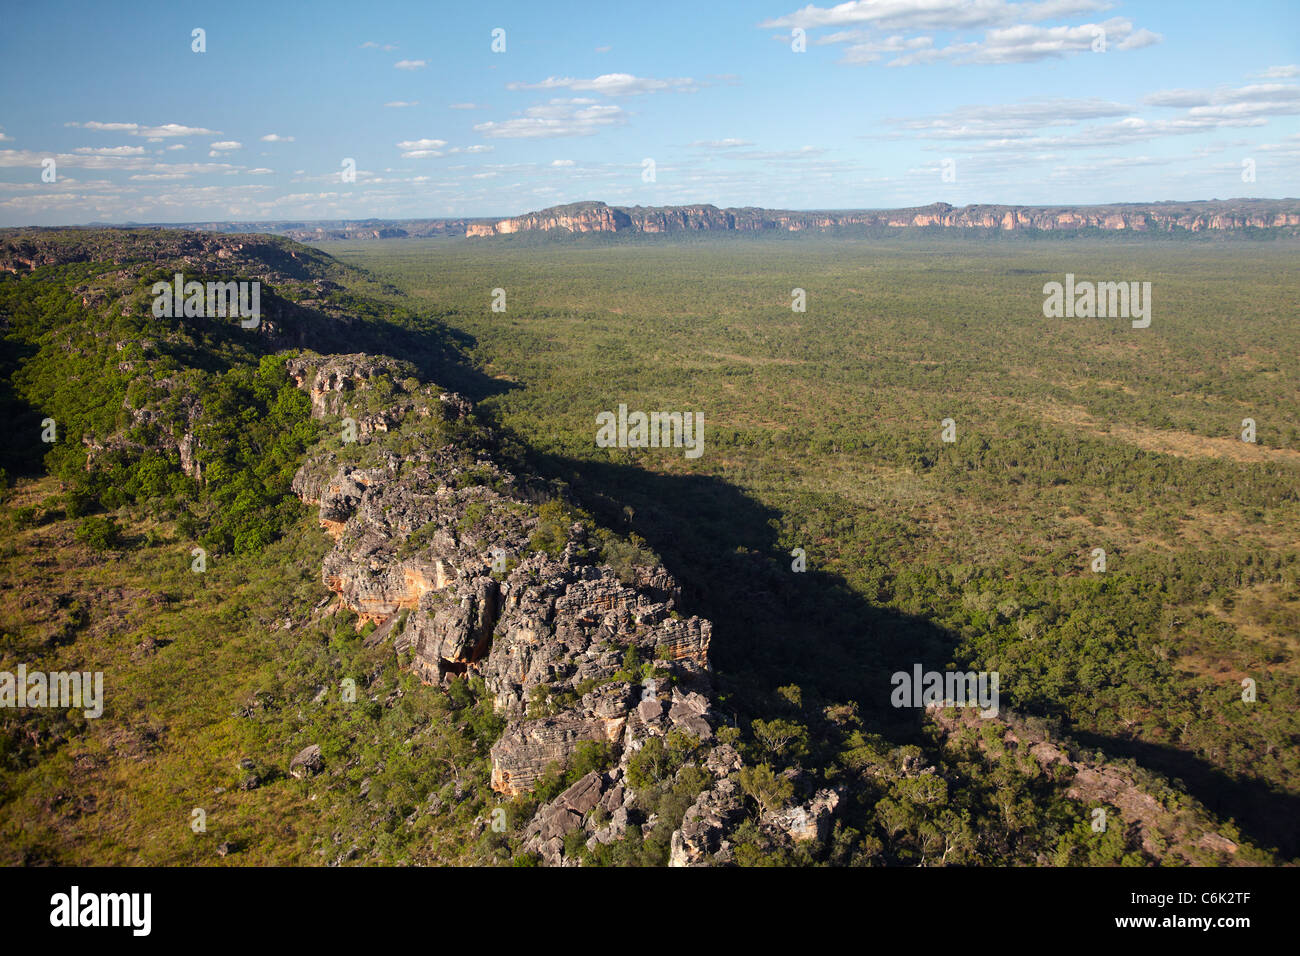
[287,352,761,864]
[465,199,1300,238]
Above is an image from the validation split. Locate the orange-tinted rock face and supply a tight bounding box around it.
[463,200,1300,238]
[469,202,636,237]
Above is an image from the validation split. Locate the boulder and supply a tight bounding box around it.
[289,744,323,778]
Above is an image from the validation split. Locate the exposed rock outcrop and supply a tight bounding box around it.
[289,744,324,778]
[464,199,1300,238]
[286,352,733,861]
[926,705,1244,864]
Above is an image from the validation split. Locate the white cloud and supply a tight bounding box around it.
[137,123,219,138]
[1144,82,1300,120]
[1188,100,1300,121]
[398,137,472,159]
[1221,83,1300,102]
[1259,65,1299,79]
[0,148,242,174]
[73,145,147,156]
[449,103,481,110]
[261,133,295,142]
[507,73,699,96]
[385,101,419,108]
[1116,27,1161,50]
[551,159,575,166]
[887,18,1161,66]
[761,0,1113,30]
[210,141,242,151]
[690,138,755,148]
[474,99,628,138]
[394,59,427,70]
[889,98,1131,138]
[762,3,1160,68]
[396,137,448,159]
[70,121,219,138]
[883,83,1300,158]
[836,33,936,64]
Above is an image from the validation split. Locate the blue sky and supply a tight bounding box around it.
[1,0,1297,224]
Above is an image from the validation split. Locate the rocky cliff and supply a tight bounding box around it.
[467,199,1300,237]
[284,352,775,865]
[466,201,634,237]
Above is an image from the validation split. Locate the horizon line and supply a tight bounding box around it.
[7,195,1300,230]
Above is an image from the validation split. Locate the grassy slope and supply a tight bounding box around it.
[0,475,517,865]
[0,235,518,865]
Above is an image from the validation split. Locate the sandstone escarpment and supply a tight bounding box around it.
[465,199,1300,238]
[482,542,713,796]
[469,201,634,237]
[287,351,760,864]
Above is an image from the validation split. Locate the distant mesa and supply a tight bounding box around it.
[464,199,1300,237]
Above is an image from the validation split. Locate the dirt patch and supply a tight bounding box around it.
[1015,399,1300,464]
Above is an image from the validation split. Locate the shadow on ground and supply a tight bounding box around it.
[1073,730,1300,859]
[532,450,959,739]
[521,447,1298,860]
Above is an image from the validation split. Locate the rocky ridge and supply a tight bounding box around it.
[926,705,1244,865]
[285,352,775,864]
[466,199,1300,237]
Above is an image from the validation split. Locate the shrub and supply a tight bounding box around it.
[12,505,40,529]
[528,499,571,557]
[75,515,121,551]
[739,763,793,818]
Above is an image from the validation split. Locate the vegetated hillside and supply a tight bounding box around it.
[0,228,1281,866]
